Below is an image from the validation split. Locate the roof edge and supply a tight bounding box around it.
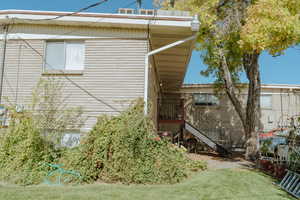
[0,9,193,22]
[182,83,300,89]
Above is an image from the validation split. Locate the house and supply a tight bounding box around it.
[0,9,198,136]
[3,9,298,152]
[159,84,300,149]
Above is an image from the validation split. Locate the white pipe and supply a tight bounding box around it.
[0,24,9,105]
[144,55,149,114]
[148,35,197,56]
[144,34,197,115]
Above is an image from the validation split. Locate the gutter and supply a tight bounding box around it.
[182,84,300,90]
[0,9,193,21]
[143,15,200,115]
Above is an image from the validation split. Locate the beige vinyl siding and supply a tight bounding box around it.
[1,33,147,131]
[8,24,147,39]
[261,92,300,130]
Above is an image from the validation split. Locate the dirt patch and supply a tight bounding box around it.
[187,153,255,170]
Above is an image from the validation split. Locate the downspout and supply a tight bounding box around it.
[0,24,9,105]
[144,15,200,115]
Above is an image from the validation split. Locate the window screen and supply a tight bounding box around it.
[45,41,85,71]
[260,95,272,109]
[193,94,219,106]
[45,42,65,70]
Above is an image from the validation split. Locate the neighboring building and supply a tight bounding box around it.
[159,84,300,149]
[0,9,198,135]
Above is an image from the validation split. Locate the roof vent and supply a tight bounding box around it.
[118,8,135,15]
[139,9,155,16]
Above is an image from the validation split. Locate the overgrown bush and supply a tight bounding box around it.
[62,100,206,184]
[0,112,59,185]
[0,78,83,185]
[0,81,207,185]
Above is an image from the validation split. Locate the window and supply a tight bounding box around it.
[193,93,219,106]
[260,95,272,109]
[45,41,85,71]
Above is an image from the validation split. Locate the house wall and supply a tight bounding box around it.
[260,89,300,130]
[0,24,148,132]
[182,91,245,148]
[181,87,300,148]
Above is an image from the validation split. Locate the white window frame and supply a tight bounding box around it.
[43,40,85,73]
[260,94,272,109]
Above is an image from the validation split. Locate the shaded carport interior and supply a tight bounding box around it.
[149,25,195,93]
[149,23,195,127]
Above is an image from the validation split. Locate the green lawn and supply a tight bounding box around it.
[0,169,295,200]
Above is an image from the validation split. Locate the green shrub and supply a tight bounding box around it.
[0,99,207,185]
[62,100,203,184]
[0,78,84,185]
[0,112,59,185]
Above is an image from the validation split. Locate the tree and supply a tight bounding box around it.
[156,0,300,159]
[31,78,85,143]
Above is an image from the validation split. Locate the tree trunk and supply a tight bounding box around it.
[243,52,261,160]
[219,49,261,160]
[219,49,247,130]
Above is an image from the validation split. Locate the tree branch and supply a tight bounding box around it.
[218,48,247,129]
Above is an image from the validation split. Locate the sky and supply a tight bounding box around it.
[1,0,300,85]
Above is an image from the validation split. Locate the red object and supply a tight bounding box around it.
[259,160,287,179]
[274,165,287,179]
[259,131,275,139]
[259,128,287,139]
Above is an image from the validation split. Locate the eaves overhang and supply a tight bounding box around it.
[0,9,193,31]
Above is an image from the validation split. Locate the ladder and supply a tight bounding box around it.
[279,170,300,198]
[184,121,231,156]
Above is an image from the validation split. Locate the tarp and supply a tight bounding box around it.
[258,128,300,139]
[259,128,288,139]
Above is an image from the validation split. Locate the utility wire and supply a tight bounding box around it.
[9,0,140,41]
[31,0,109,21]
[38,0,138,40]
[17,36,120,113]
[5,1,147,112]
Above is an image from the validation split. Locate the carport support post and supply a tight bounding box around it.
[143,34,197,115]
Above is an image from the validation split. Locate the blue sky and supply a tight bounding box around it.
[184,47,300,84]
[2,0,300,85]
